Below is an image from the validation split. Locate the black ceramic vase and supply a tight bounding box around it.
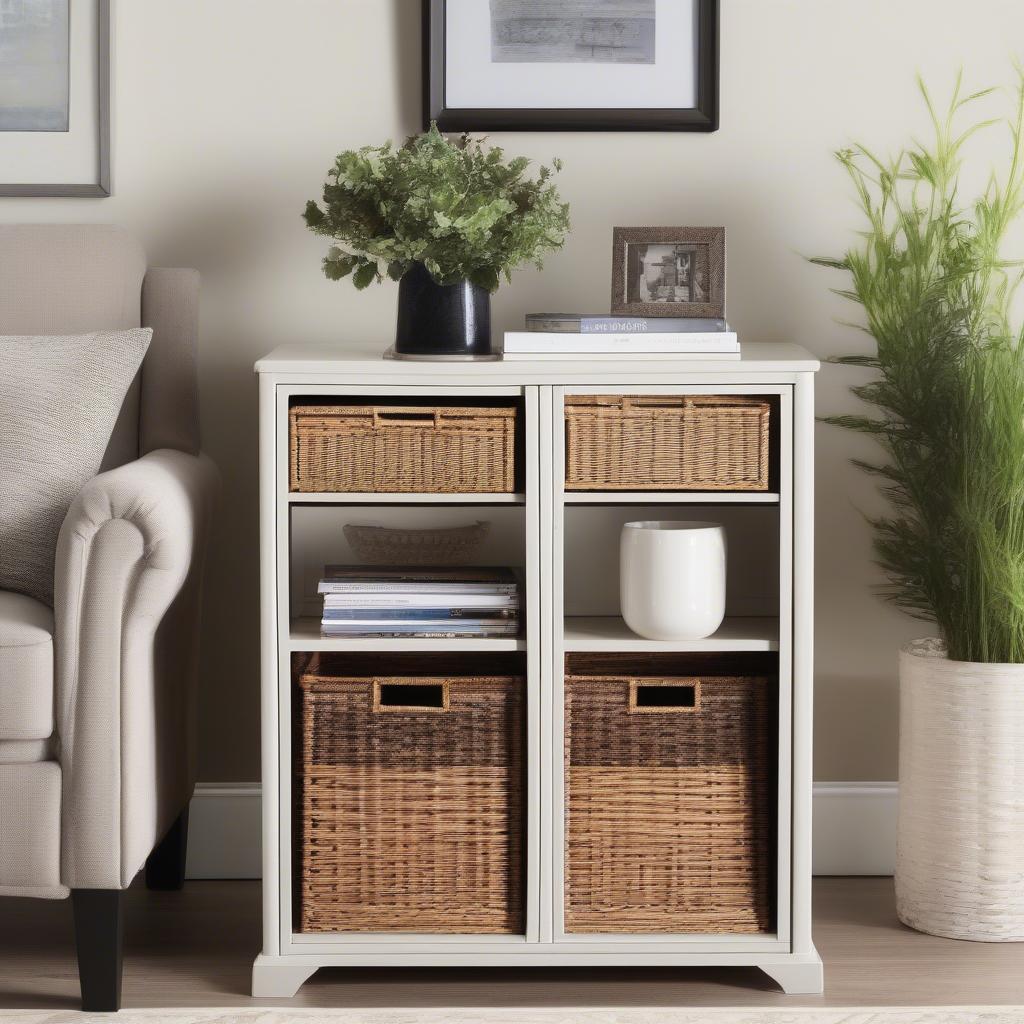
[394,261,494,360]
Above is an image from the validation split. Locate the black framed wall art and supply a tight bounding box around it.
[423,0,719,133]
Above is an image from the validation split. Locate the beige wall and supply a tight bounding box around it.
[4,0,1021,781]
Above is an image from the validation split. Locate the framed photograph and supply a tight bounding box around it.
[611,226,725,318]
[0,0,110,197]
[423,0,718,132]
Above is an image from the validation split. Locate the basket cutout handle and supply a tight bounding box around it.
[373,679,450,712]
[628,678,700,713]
[372,408,442,429]
[616,395,693,412]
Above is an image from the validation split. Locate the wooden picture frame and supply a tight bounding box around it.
[423,0,719,133]
[610,226,725,318]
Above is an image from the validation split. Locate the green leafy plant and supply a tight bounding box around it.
[303,124,570,292]
[816,71,1024,663]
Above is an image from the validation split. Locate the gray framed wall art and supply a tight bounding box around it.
[0,0,110,197]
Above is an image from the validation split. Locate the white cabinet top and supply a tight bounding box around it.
[255,342,820,379]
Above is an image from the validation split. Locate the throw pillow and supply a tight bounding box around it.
[0,328,153,604]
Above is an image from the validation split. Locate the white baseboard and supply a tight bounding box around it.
[811,782,897,875]
[185,783,263,879]
[186,780,898,880]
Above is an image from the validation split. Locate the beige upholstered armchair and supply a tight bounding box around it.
[0,226,216,1011]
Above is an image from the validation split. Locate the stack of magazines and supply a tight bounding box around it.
[503,314,739,358]
[318,566,520,639]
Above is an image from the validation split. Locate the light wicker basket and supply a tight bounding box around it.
[289,403,516,493]
[897,639,1024,941]
[298,653,525,934]
[343,520,490,566]
[564,394,771,491]
[564,654,776,934]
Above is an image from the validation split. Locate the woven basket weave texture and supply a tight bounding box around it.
[897,639,1024,941]
[342,520,490,565]
[564,394,770,491]
[564,656,776,934]
[290,404,516,493]
[299,654,524,934]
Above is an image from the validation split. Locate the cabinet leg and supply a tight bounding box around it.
[145,806,190,891]
[760,955,824,994]
[72,889,124,1012]
[252,955,318,997]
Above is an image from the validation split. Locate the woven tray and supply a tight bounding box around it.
[342,520,490,565]
[290,404,517,493]
[298,653,525,934]
[564,654,776,934]
[564,394,771,491]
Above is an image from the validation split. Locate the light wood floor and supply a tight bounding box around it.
[1,879,1022,1010]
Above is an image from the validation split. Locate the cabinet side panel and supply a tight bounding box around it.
[259,373,280,956]
[774,387,794,945]
[525,385,542,942]
[791,373,815,955]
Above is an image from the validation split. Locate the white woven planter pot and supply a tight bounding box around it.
[896,638,1024,941]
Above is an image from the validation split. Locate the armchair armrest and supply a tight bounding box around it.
[54,449,217,889]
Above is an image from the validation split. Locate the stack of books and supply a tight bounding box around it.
[318,566,520,639]
[503,314,739,359]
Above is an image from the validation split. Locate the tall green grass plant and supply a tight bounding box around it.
[818,72,1024,663]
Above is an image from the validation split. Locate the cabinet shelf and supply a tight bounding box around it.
[563,491,779,505]
[288,491,526,505]
[563,616,779,653]
[289,616,527,652]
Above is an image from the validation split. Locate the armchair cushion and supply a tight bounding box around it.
[0,591,54,740]
[0,328,152,604]
[0,738,53,763]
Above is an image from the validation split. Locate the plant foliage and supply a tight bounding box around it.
[303,124,570,292]
[815,72,1024,662]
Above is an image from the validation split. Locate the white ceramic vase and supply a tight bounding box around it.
[620,521,726,641]
[897,638,1024,941]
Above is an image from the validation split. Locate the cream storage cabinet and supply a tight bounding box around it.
[252,345,823,998]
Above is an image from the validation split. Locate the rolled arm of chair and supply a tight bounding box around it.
[55,449,217,889]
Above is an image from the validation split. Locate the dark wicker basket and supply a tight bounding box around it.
[564,394,771,491]
[298,653,525,933]
[290,404,517,493]
[564,654,776,934]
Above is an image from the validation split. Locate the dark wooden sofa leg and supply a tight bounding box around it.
[72,889,124,1012]
[145,807,190,891]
